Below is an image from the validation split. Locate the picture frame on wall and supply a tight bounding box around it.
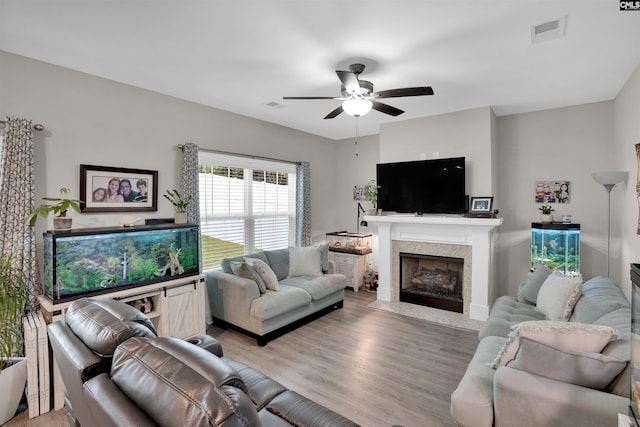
[469,196,493,214]
[80,164,158,213]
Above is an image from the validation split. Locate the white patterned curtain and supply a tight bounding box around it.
[0,117,39,308]
[295,161,312,246]
[180,142,201,270]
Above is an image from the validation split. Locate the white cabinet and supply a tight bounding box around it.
[160,281,205,339]
[329,252,367,292]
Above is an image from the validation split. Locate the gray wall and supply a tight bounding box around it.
[3,48,639,299]
[0,50,341,245]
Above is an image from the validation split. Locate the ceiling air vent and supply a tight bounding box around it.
[530,15,567,44]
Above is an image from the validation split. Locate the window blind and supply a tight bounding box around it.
[198,151,296,270]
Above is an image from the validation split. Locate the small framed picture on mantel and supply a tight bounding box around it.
[467,196,494,218]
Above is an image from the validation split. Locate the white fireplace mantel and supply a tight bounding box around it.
[365,214,502,322]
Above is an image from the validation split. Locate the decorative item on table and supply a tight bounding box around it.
[163,189,192,224]
[561,214,572,224]
[27,187,83,230]
[534,180,570,203]
[127,297,154,314]
[538,205,554,223]
[363,179,379,215]
[467,196,494,218]
[364,269,378,292]
[119,215,143,227]
[326,231,372,255]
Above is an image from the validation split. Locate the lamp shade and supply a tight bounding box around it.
[342,98,372,117]
[591,171,628,186]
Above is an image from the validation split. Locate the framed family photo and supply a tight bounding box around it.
[80,164,158,213]
[469,196,493,214]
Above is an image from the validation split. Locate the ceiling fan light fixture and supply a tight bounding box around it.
[342,98,372,117]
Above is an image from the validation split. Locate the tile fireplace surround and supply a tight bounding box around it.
[365,214,502,330]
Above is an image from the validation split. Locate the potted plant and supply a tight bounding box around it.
[0,257,29,424]
[27,187,83,229]
[538,205,555,223]
[364,180,379,215]
[163,189,192,224]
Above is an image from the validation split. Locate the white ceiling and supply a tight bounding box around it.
[1,1,639,140]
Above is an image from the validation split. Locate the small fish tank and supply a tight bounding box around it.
[43,223,200,304]
[530,222,580,275]
[326,231,372,255]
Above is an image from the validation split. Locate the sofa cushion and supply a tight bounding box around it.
[288,246,323,277]
[478,296,546,339]
[571,276,630,324]
[317,242,330,273]
[230,261,267,293]
[491,320,617,369]
[507,337,627,390]
[245,257,280,291]
[517,264,553,304]
[536,271,582,321]
[249,285,312,321]
[264,249,290,281]
[279,274,346,300]
[221,252,269,274]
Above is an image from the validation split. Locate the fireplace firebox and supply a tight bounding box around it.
[399,252,463,313]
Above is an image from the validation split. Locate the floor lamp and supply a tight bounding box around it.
[591,171,628,277]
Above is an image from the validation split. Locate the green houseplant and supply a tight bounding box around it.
[27,187,83,229]
[538,205,554,223]
[364,180,379,214]
[0,257,29,424]
[163,189,192,223]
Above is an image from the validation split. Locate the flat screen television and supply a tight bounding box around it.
[376,157,466,214]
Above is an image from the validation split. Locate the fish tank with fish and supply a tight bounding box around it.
[530,222,580,275]
[43,223,200,304]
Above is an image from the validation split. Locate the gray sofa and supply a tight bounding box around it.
[451,274,631,427]
[206,246,347,345]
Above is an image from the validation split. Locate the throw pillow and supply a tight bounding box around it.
[517,263,553,304]
[229,261,267,293]
[316,242,329,273]
[490,320,617,369]
[288,246,323,277]
[536,270,583,321]
[244,257,279,291]
[507,337,627,390]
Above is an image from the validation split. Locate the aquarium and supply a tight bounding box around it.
[326,231,372,255]
[43,224,200,304]
[530,222,580,275]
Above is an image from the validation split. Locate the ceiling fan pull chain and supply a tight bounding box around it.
[355,116,359,157]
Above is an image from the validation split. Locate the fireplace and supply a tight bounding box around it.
[399,253,463,313]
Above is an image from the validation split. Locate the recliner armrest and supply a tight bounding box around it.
[185,334,223,357]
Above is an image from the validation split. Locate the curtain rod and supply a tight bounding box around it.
[0,120,45,131]
[178,144,301,165]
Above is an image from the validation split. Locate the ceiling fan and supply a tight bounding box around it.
[283,63,434,119]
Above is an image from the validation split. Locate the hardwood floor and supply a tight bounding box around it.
[7,290,478,427]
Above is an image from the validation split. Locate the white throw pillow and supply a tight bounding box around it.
[244,257,279,291]
[288,246,323,277]
[536,270,582,321]
[490,320,617,369]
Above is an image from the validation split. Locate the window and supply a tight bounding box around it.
[198,151,296,270]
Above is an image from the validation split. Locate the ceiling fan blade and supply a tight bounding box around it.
[324,105,344,119]
[283,96,337,100]
[373,86,434,99]
[336,70,360,94]
[371,101,404,117]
